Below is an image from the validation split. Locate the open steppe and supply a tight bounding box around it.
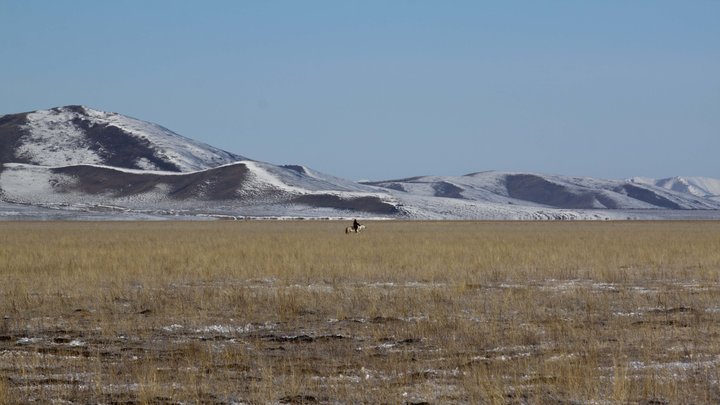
[1,220,720,404]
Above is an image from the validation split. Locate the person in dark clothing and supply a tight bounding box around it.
[352,219,361,231]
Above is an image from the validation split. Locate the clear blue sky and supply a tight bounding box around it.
[1,1,718,180]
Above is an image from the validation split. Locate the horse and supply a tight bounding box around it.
[345,224,366,234]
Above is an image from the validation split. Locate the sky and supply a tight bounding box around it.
[1,1,719,181]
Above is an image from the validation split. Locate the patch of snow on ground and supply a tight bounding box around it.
[16,337,42,345]
[627,356,720,373]
[191,322,277,335]
[162,324,184,332]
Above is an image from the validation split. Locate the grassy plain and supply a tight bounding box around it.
[1,220,720,404]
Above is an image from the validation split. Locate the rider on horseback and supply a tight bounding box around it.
[352,219,361,231]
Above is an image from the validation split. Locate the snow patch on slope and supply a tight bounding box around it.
[17,109,103,166]
[272,163,381,194]
[83,107,242,171]
[0,164,76,204]
[243,161,305,194]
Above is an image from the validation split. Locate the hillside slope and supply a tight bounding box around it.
[0,105,244,172]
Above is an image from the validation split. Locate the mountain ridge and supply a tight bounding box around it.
[1,105,719,220]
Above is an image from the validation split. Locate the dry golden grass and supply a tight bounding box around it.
[1,220,720,404]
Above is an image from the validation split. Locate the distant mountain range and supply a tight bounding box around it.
[1,105,719,220]
[629,177,720,202]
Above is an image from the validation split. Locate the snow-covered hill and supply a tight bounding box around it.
[0,161,400,217]
[630,177,720,202]
[0,105,244,172]
[1,106,719,220]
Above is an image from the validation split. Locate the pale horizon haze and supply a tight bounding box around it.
[1,1,718,181]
